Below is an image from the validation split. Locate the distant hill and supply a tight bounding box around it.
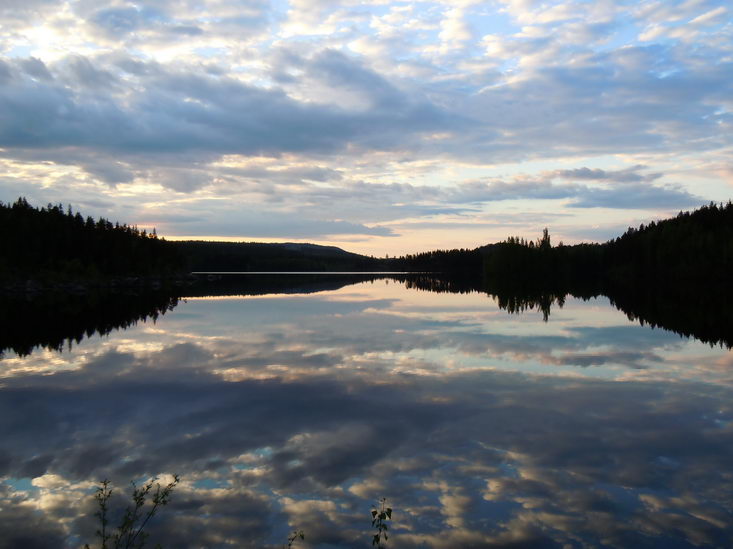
[172,240,386,272]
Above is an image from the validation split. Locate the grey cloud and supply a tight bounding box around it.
[80,157,136,184]
[452,178,572,203]
[214,173,700,234]
[133,195,398,237]
[110,53,161,76]
[0,55,457,160]
[19,57,53,81]
[0,486,66,548]
[570,182,704,209]
[90,6,143,37]
[63,55,119,89]
[154,166,212,192]
[0,37,728,223]
[551,165,661,183]
[217,164,343,186]
[0,61,10,84]
[451,177,702,210]
[167,24,203,36]
[171,215,396,238]
[0,0,59,23]
[549,350,663,369]
[456,53,733,162]
[306,48,408,108]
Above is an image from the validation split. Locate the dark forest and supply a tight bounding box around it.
[3,198,731,287]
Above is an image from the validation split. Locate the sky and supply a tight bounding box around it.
[0,0,731,255]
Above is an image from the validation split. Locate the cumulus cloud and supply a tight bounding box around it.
[0,0,730,247]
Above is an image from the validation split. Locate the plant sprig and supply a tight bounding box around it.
[371,498,392,548]
[85,475,179,549]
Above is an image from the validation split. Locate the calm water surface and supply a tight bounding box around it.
[1,279,732,548]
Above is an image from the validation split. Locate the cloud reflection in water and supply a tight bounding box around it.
[1,280,731,547]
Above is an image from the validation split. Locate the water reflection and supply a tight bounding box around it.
[0,292,180,358]
[1,277,732,548]
[3,275,732,357]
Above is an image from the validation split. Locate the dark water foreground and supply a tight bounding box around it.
[0,275,731,548]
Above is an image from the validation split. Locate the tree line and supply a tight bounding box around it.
[3,197,731,288]
[0,198,183,282]
[481,202,733,290]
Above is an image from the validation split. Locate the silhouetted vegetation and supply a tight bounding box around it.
[398,274,598,322]
[371,498,392,548]
[5,198,730,287]
[604,201,733,285]
[85,476,179,549]
[482,201,733,290]
[285,529,305,548]
[81,480,398,549]
[0,290,180,357]
[605,281,733,348]
[391,247,484,275]
[0,198,184,283]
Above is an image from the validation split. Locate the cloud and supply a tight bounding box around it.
[0,0,730,248]
[18,56,53,80]
[569,182,703,209]
[450,175,702,210]
[165,212,396,238]
[549,165,662,183]
[0,53,459,161]
[90,6,144,37]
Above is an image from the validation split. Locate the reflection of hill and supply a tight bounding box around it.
[181,273,387,298]
[0,292,180,357]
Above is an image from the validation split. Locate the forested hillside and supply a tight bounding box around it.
[482,202,733,288]
[0,198,183,282]
[604,202,733,284]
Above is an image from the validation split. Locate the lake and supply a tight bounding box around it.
[1,276,732,548]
